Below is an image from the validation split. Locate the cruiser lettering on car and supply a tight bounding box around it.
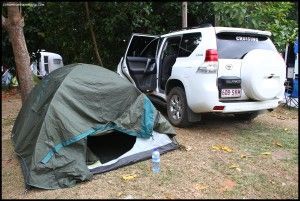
[236,36,258,42]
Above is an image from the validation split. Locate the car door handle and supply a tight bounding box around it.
[265,74,280,79]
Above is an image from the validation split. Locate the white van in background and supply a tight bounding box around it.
[30,50,64,78]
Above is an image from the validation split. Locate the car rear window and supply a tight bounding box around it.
[216,32,277,59]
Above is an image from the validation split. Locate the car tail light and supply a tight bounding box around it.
[213,106,225,111]
[205,49,218,62]
[197,49,219,74]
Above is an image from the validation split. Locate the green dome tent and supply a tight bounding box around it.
[12,63,178,189]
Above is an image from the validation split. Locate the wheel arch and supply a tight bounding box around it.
[165,79,185,95]
[166,78,202,125]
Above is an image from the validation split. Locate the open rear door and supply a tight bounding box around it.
[121,34,159,92]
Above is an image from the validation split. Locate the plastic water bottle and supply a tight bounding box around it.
[152,148,160,173]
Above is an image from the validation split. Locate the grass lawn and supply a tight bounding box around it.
[1,89,298,199]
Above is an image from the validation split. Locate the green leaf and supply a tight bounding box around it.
[37,32,45,38]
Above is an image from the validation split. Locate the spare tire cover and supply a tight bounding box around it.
[241,49,286,101]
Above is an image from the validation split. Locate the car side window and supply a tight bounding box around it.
[161,36,182,61]
[53,59,62,65]
[127,36,157,57]
[178,32,202,57]
[140,38,159,58]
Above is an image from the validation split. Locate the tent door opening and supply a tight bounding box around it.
[86,131,136,164]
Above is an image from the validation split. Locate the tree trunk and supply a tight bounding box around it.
[214,14,219,26]
[84,2,103,66]
[2,4,34,104]
[182,2,188,28]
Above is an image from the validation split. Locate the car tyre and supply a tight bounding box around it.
[167,87,190,127]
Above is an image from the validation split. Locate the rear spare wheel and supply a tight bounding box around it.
[241,49,285,101]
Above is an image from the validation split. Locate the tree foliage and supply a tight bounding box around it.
[213,2,298,52]
[2,2,297,72]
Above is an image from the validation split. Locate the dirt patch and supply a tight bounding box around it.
[2,88,22,140]
[272,150,293,160]
[1,89,298,199]
[257,105,298,129]
[219,179,236,192]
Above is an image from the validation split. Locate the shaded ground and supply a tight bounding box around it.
[1,88,298,199]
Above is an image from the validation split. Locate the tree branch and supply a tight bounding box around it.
[85,2,103,66]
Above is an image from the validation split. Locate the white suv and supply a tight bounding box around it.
[117,24,286,127]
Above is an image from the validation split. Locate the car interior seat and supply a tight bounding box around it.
[161,54,177,89]
[160,45,178,89]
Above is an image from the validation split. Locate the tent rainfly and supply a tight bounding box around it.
[12,63,178,189]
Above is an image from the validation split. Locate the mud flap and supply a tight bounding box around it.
[187,106,202,122]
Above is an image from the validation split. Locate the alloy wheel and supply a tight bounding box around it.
[169,94,182,120]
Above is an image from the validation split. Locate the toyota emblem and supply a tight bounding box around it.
[225,64,233,70]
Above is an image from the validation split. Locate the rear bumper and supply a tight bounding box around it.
[218,99,280,113]
[190,98,281,113]
[182,72,284,113]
